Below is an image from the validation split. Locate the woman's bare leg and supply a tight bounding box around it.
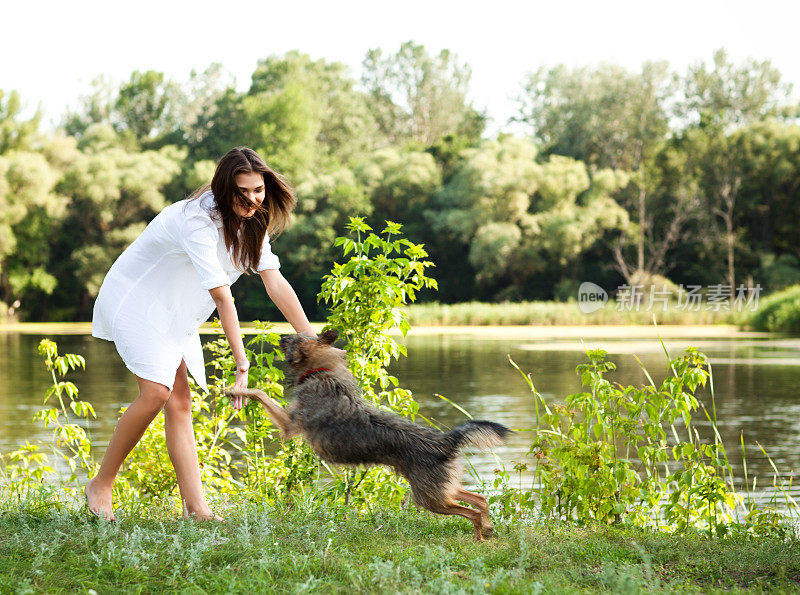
[163,361,218,520]
[85,374,172,520]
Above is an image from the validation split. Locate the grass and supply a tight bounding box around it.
[404,301,745,327]
[2,496,799,593]
[1,302,746,333]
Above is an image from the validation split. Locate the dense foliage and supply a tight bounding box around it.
[1,45,800,322]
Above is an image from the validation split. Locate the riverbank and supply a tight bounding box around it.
[1,501,798,592]
[0,299,751,335]
[404,301,746,326]
[0,321,764,338]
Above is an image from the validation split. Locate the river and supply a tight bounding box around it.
[1,325,798,501]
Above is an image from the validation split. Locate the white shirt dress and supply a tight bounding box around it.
[92,191,280,392]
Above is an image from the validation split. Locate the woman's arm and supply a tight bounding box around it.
[209,284,250,409]
[259,269,315,335]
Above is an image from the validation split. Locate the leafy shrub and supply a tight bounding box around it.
[317,217,436,506]
[0,339,96,507]
[498,345,795,537]
[746,284,800,333]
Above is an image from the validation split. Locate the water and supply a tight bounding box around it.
[2,327,799,500]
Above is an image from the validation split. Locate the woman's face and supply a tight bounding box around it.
[233,171,265,218]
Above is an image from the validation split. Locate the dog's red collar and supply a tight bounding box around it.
[298,367,331,385]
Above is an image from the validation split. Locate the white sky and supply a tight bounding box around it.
[3,0,799,135]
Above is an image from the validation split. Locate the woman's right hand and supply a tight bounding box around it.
[230,362,249,410]
[208,285,251,412]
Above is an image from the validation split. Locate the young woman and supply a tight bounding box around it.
[86,147,314,521]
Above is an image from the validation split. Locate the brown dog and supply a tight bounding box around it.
[226,330,510,541]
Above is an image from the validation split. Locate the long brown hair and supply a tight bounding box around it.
[188,147,296,272]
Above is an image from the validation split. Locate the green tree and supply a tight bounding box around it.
[735,120,800,263]
[54,144,184,318]
[237,51,378,177]
[65,67,233,152]
[0,151,69,317]
[681,48,794,128]
[63,76,116,139]
[114,70,182,144]
[431,136,631,299]
[0,90,41,154]
[187,87,248,161]
[676,50,796,297]
[356,147,441,230]
[362,41,485,147]
[517,62,678,281]
[175,64,236,147]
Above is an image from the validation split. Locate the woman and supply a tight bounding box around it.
[86,147,314,521]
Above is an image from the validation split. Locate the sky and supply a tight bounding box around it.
[3,0,799,135]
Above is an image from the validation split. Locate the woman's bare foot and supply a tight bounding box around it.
[84,479,115,521]
[182,503,225,522]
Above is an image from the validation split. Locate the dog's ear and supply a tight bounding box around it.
[318,329,339,345]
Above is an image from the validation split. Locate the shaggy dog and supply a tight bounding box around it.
[226,330,510,541]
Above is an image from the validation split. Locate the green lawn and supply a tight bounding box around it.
[1,499,798,593]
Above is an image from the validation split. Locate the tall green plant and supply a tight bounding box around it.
[1,339,96,504]
[318,217,436,410]
[501,346,794,537]
[316,217,437,506]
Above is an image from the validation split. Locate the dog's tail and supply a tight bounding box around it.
[447,420,510,451]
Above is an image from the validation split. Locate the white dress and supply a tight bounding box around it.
[91,191,280,391]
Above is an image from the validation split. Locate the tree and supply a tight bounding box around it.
[187,87,248,162]
[238,51,378,177]
[430,136,631,300]
[0,150,70,317]
[65,67,234,151]
[0,90,41,154]
[356,147,441,228]
[63,76,116,139]
[677,50,796,298]
[681,48,794,129]
[54,144,184,318]
[175,63,236,147]
[735,120,800,260]
[114,70,182,143]
[516,62,679,281]
[362,41,485,147]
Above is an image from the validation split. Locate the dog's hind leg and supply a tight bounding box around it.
[456,488,493,538]
[428,498,486,541]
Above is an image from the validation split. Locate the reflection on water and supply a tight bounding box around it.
[2,330,799,498]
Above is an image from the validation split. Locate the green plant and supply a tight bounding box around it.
[316,217,437,506]
[503,344,795,536]
[319,218,436,406]
[0,339,96,505]
[746,284,800,333]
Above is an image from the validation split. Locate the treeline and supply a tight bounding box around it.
[1,44,799,322]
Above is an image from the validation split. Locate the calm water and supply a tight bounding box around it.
[2,329,800,495]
